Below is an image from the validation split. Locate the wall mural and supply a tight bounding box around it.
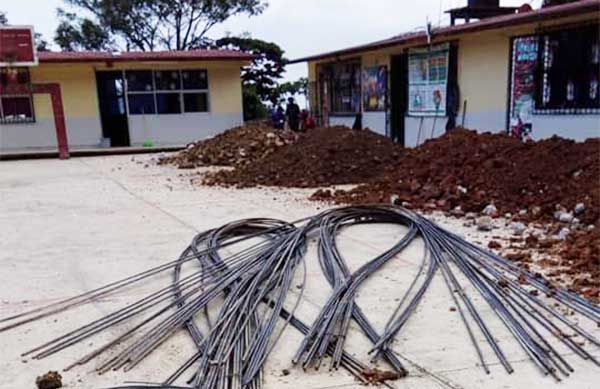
[362,65,387,112]
[510,36,538,137]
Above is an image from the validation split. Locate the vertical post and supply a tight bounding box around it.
[33,83,69,159]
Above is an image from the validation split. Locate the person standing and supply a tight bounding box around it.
[285,97,300,131]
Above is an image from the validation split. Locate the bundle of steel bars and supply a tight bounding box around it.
[1,206,598,388]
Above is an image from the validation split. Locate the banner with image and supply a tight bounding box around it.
[510,36,538,125]
[362,66,387,111]
[408,43,449,116]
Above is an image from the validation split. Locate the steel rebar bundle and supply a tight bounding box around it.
[1,205,598,389]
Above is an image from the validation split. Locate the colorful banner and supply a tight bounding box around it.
[362,66,387,111]
[408,44,449,116]
[510,36,538,125]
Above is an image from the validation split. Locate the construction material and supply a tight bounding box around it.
[159,121,295,169]
[204,126,401,188]
[313,129,599,225]
[1,206,598,388]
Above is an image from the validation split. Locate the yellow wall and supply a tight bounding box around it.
[457,31,510,115]
[30,63,98,119]
[29,60,246,118]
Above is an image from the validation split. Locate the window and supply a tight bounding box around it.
[328,61,361,114]
[124,69,209,115]
[157,93,182,114]
[126,71,153,92]
[536,24,600,114]
[155,70,181,90]
[0,68,34,124]
[182,70,208,90]
[128,94,156,114]
[184,92,208,112]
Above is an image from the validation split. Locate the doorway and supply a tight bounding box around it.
[96,71,130,147]
[390,54,408,145]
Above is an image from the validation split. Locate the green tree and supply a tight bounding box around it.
[54,0,267,51]
[276,77,308,101]
[55,9,112,51]
[0,11,7,26]
[214,36,289,120]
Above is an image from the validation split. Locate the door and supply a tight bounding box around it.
[390,54,408,145]
[96,71,130,147]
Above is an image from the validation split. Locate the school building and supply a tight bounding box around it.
[0,47,252,155]
[291,0,600,146]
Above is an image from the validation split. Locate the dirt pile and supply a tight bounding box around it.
[559,228,600,302]
[204,126,402,188]
[314,129,600,225]
[160,121,295,169]
[36,371,62,389]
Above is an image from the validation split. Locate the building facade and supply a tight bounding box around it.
[293,0,600,146]
[0,50,251,152]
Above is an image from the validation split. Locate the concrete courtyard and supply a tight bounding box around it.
[0,154,598,389]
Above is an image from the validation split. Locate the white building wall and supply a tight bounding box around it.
[127,113,243,146]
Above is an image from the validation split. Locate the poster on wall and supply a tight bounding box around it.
[362,66,387,111]
[510,36,538,136]
[408,43,449,116]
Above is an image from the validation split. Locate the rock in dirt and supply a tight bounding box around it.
[36,371,62,389]
[556,227,571,240]
[362,367,402,383]
[477,216,494,231]
[574,203,585,214]
[510,222,527,235]
[556,211,574,223]
[483,203,498,216]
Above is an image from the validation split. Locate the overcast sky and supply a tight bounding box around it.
[2,0,542,81]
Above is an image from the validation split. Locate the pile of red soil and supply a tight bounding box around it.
[559,228,600,303]
[204,126,402,188]
[314,129,600,225]
[160,121,295,169]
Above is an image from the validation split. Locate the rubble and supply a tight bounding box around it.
[477,216,493,231]
[205,126,401,188]
[316,129,599,225]
[510,222,527,235]
[159,121,295,169]
[36,371,62,389]
[483,204,498,216]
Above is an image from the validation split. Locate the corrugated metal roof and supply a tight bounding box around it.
[290,0,600,64]
[38,49,254,63]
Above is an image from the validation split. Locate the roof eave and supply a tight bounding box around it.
[39,55,254,64]
[289,0,600,64]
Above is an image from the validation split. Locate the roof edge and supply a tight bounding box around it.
[289,0,600,64]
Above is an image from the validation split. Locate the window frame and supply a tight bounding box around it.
[326,59,362,115]
[124,69,210,116]
[533,23,600,115]
[0,68,36,125]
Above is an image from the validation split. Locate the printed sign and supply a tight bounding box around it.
[510,36,538,126]
[362,66,387,111]
[0,26,37,66]
[408,44,449,116]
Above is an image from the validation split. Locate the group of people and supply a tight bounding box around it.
[271,97,316,132]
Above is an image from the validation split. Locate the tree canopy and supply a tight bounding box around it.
[215,36,287,105]
[54,0,267,51]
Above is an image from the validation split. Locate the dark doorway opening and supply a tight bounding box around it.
[390,54,408,145]
[96,71,130,147]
